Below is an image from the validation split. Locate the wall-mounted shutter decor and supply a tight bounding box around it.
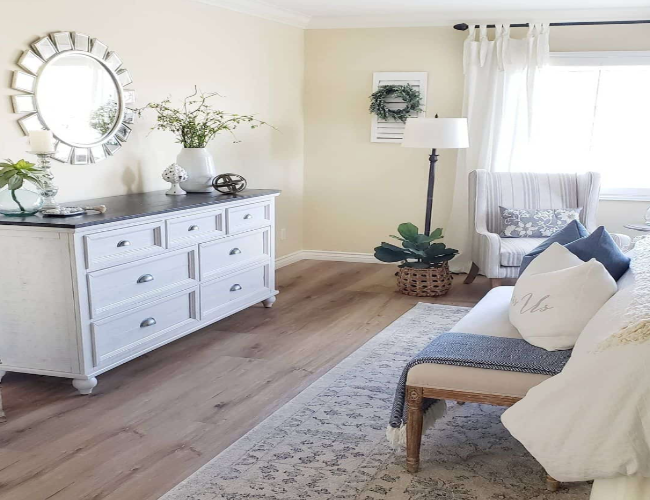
[371,72,427,143]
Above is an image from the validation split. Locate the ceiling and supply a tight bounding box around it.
[200,0,650,29]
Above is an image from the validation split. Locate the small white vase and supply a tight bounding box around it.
[177,148,216,193]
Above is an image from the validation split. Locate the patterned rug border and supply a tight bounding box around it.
[161,303,469,499]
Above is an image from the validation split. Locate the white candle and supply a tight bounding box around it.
[29,130,55,153]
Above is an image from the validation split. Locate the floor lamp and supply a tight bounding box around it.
[401,117,469,236]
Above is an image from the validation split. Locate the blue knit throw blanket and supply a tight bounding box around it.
[388,332,572,431]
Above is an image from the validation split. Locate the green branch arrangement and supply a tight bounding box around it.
[136,87,271,148]
[374,223,458,269]
[0,159,44,213]
[369,84,423,123]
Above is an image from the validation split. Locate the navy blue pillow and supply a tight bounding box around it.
[565,226,630,281]
[519,220,589,275]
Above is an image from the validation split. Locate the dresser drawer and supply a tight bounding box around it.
[226,201,272,234]
[87,247,198,319]
[90,289,199,369]
[84,221,166,271]
[166,209,225,248]
[200,227,270,281]
[201,264,271,321]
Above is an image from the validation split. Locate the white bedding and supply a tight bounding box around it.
[502,238,650,484]
[502,340,650,481]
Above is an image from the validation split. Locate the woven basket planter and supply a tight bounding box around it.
[396,262,453,297]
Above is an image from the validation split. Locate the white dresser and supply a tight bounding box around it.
[0,189,279,394]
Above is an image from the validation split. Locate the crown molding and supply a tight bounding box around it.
[306,7,650,29]
[196,0,311,28]
[192,2,650,30]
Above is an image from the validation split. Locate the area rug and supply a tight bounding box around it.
[162,303,590,500]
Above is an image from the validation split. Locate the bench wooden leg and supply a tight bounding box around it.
[546,475,560,492]
[464,263,480,284]
[406,386,423,473]
[0,370,5,423]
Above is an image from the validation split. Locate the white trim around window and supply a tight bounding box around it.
[550,51,650,67]
[600,188,650,202]
[546,51,650,201]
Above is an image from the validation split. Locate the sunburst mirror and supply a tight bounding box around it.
[11,32,135,164]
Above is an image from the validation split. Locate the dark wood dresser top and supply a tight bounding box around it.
[0,189,280,229]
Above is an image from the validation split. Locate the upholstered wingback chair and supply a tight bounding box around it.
[464,170,602,287]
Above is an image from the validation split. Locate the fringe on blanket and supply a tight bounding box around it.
[598,319,650,351]
[385,399,447,448]
[598,236,650,351]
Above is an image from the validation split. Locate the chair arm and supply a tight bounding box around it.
[472,231,502,279]
[610,233,632,252]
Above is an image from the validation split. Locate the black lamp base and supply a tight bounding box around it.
[424,148,438,236]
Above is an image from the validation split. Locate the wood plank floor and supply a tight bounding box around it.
[0,260,493,500]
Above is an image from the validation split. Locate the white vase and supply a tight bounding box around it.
[177,148,216,193]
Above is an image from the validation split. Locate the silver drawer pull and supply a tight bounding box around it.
[117,240,131,247]
[188,225,200,231]
[243,214,253,220]
[229,248,242,255]
[137,274,154,284]
[230,284,242,292]
[140,317,157,328]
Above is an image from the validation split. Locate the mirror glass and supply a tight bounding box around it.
[36,53,120,146]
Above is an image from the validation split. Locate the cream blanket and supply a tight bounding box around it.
[598,237,650,350]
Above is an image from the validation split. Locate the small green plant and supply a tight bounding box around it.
[0,159,44,213]
[374,222,458,269]
[136,87,270,148]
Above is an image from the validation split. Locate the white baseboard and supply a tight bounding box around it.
[301,250,382,263]
[275,250,305,269]
[276,250,388,267]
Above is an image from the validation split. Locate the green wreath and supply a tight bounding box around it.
[369,84,423,123]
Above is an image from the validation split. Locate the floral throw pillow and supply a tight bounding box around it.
[499,207,582,238]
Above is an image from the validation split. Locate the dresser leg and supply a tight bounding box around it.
[262,296,276,308]
[0,370,6,423]
[72,377,98,395]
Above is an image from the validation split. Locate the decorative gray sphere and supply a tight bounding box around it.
[162,163,188,184]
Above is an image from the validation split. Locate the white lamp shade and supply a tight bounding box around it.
[401,118,469,149]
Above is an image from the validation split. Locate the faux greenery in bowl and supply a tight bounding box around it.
[374,222,458,268]
[0,159,45,216]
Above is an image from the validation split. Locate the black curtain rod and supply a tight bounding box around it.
[453,20,650,30]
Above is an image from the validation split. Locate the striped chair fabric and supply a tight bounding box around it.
[468,170,601,280]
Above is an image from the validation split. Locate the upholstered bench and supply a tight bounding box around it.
[405,286,560,491]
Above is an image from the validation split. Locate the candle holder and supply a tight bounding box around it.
[28,151,59,210]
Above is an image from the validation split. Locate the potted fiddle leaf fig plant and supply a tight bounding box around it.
[0,159,45,217]
[374,222,458,297]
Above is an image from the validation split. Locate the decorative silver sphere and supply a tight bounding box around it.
[162,163,188,196]
[212,173,247,195]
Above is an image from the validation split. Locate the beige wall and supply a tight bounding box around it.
[0,0,305,257]
[304,27,465,253]
[304,24,650,253]
[2,12,648,259]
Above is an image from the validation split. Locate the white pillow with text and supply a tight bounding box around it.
[510,258,617,351]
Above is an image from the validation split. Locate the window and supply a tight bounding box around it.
[528,52,650,201]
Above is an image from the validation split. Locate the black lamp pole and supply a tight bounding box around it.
[424,148,438,236]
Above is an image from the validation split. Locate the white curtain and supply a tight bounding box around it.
[447,23,550,272]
